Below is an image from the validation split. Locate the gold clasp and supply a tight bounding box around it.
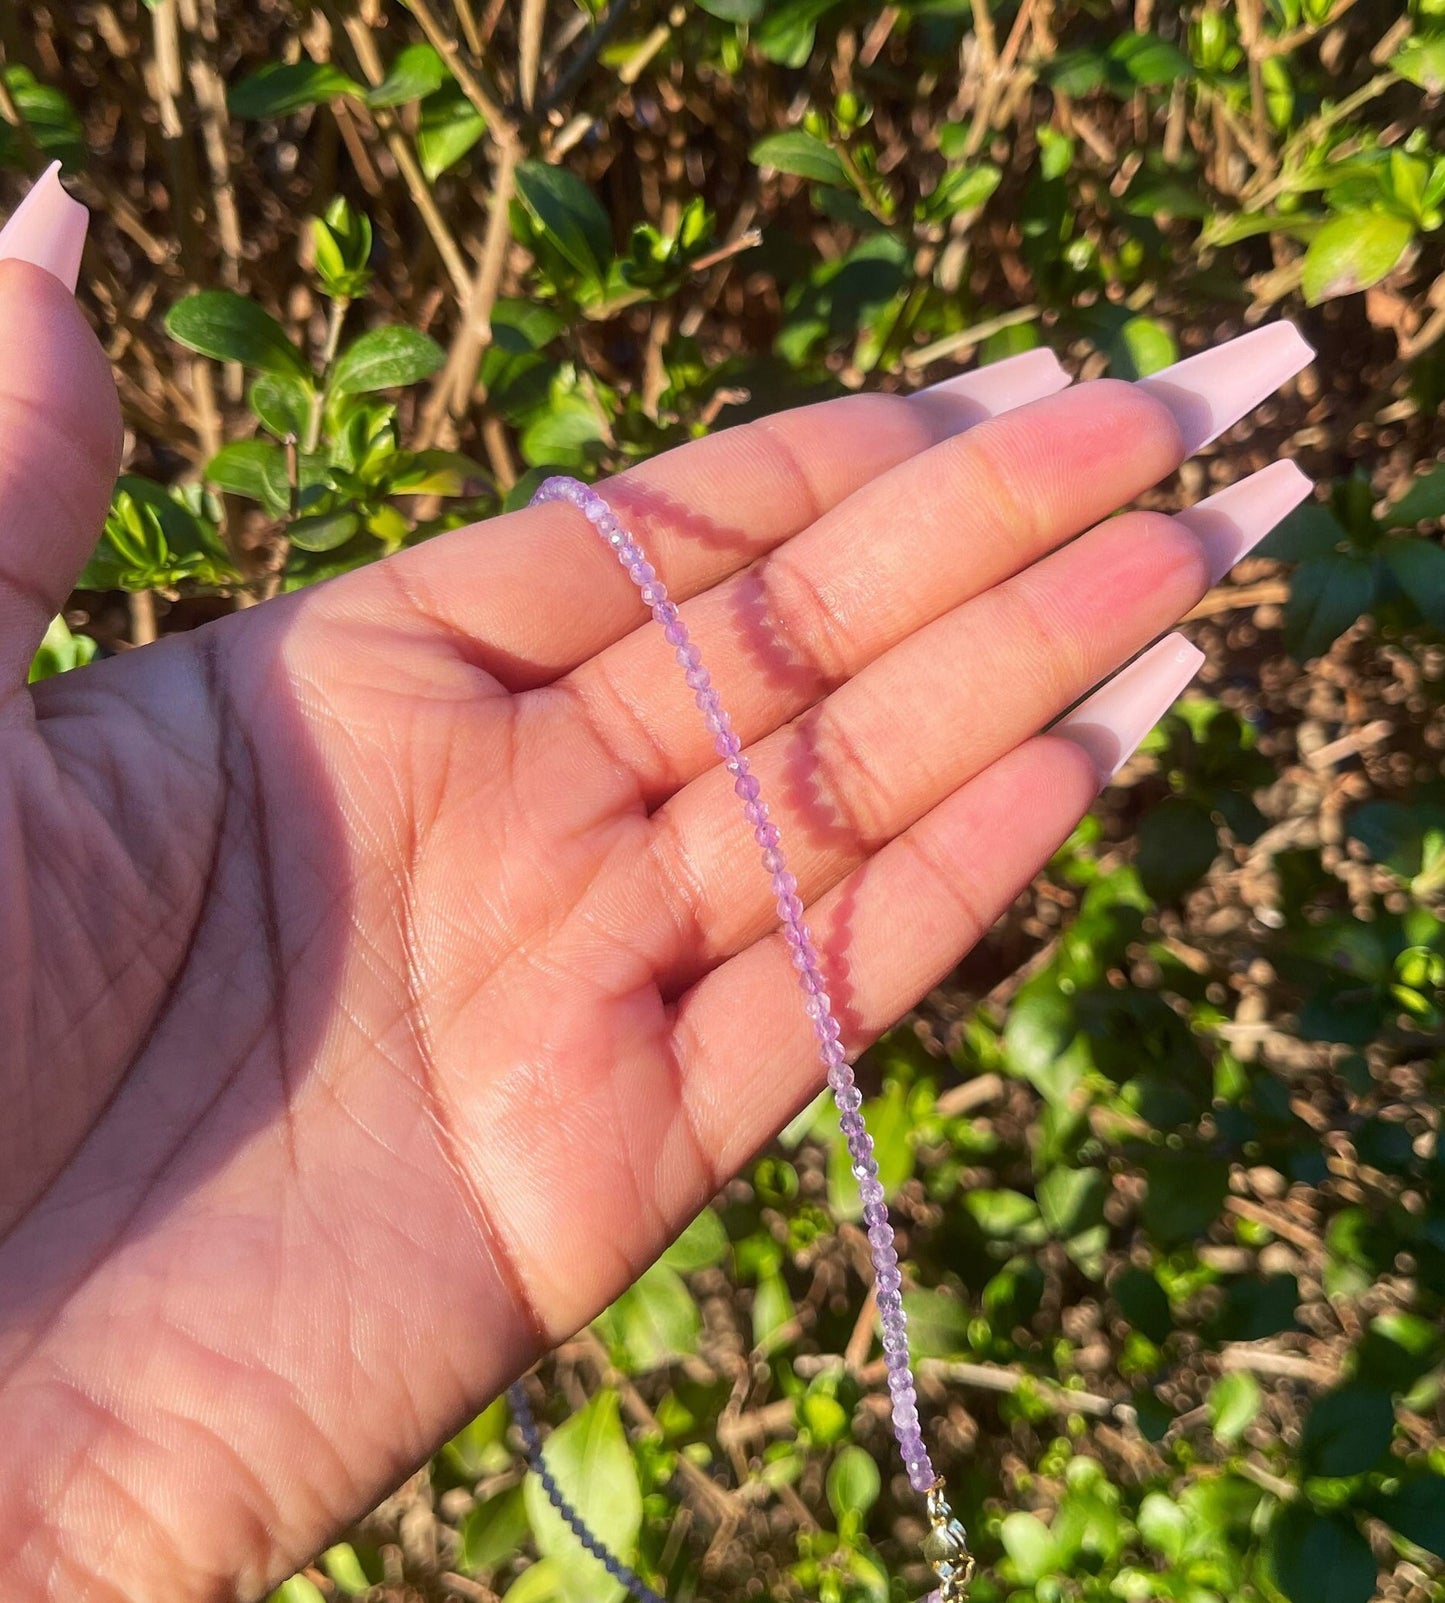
[922,1480,974,1601]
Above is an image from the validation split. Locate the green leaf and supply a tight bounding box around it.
[320,1544,377,1596]
[1004,979,1087,1104]
[329,326,445,395]
[501,1559,567,1603]
[1213,1274,1300,1342]
[1388,466,1445,525]
[1111,315,1178,379]
[1373,1475,1445,1556]
[1391,37,1445,93]
[266,1579,327,1603]
[206,440,291,516]
[524,1391,642,1603]
[1111,1267,1172,1344]
[228,61,363,119]
[441,1396,511,1482]
[754,0,843,67]
[902,1287,972,1359]
[458,1485,531,1574]
[514,160,614,289]
[659,1207,728,1273]
[696,0,765,17]
[827,1445,880,1527]
[366,43,448,108]
[417,81,487,179]
[1284,553,1377,660]
[1038,1166,1107,1240]
[751,1268,795,1349]
[167,290,310,378]
[1136,797,1218,900]
[1300,1385,1395,1478]
[1207,1371,1261,1444]
[749,130,849,188]
[593,1262,700,1371]
[1140,1152,1229,1243]
[1000,1511,1058,1584]
[1302,211,1413,304]
[288,509,360,552]
[1268,1506,1377,1603]
[963,1189,1041,1239]
[1137,1493,1189,1563]
[29,615,96,684]
[249,373,315,440]
[1349,799,1445,882]
[1110,31,1193,86]
[1384,538,1445,630]
[0,66,86,169]
[520,392,610,470]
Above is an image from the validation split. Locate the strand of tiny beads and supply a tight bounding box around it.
[505,475,973,1603]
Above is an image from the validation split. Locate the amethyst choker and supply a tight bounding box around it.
[506,475,971,1603]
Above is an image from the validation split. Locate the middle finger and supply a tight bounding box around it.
[550,324,1311,805]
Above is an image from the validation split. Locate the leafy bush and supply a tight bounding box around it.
[4,0,1442,1600]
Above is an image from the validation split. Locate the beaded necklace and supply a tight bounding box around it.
[505,475,972,1603]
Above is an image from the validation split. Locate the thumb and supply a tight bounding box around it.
[0,162,122,687]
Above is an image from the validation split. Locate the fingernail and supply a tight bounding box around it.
[912,347,1071,419]
[0,161,87,293]
[1138,322,1314,455]
[1053,633,1205,785]
[1176,459,1313,585]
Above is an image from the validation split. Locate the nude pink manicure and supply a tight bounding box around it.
[0,161,87,293]
[913,346,1071,417]
[1176,459,1313,585]
[1138,322,1314,454]
[1053,633,1205,785]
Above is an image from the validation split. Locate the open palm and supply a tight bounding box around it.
[0,240,1310,1601]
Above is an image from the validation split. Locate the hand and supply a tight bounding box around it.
[0,173,1311,1600]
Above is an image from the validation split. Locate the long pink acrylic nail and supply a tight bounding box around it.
[0,161,87,293]
[1139,322,1314,455]
[912,346,1071,421]
[1053,633,1205,785]
[1176,459,1313,585]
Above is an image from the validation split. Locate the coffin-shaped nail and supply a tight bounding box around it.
[1138,322,1314,455]
[912,346,1071,423]
[0,160,87,293]
[1053,633,1205,785]
[1177,460,1313,586]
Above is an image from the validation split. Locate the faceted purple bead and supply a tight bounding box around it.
[685,664,710,692]
[907,1459,936,1494]
[822,1038,848,1069]
[868,1222,893,1251]
[835,1085,862,1116]
[755,822,781,849]
[734,772,761,802]
[876,1286,903,1317]
[676,641,701,671]
[664,621,688,648]
[641,581,666,607]
[628,559,657,586]
[744,799,768,827]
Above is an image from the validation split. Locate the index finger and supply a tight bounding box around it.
[355,349,1069,688]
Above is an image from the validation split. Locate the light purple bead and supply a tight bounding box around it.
[676,641,701,671]
[641,581,665,607]
[685,665,710,692]
[822,1038,848,1069]
[868,1222,893,1251]
[778,893,805,923]
[861,1195,888,1228]
[744,799,768,827]
[885,1345,911,1374]
[628,559,656,586]
[835,1086,862,1116]
[908,1459,936,1494]
[664,620,688,647]
[735,772,761,802]
[877,1287,903,1318]
[755,822,781,849]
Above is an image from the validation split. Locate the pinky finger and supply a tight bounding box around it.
[671,635,1203,1175]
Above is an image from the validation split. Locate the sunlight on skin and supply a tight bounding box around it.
[0,248,1311,1598]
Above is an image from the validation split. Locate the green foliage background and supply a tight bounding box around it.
[4,0,1444,1600]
